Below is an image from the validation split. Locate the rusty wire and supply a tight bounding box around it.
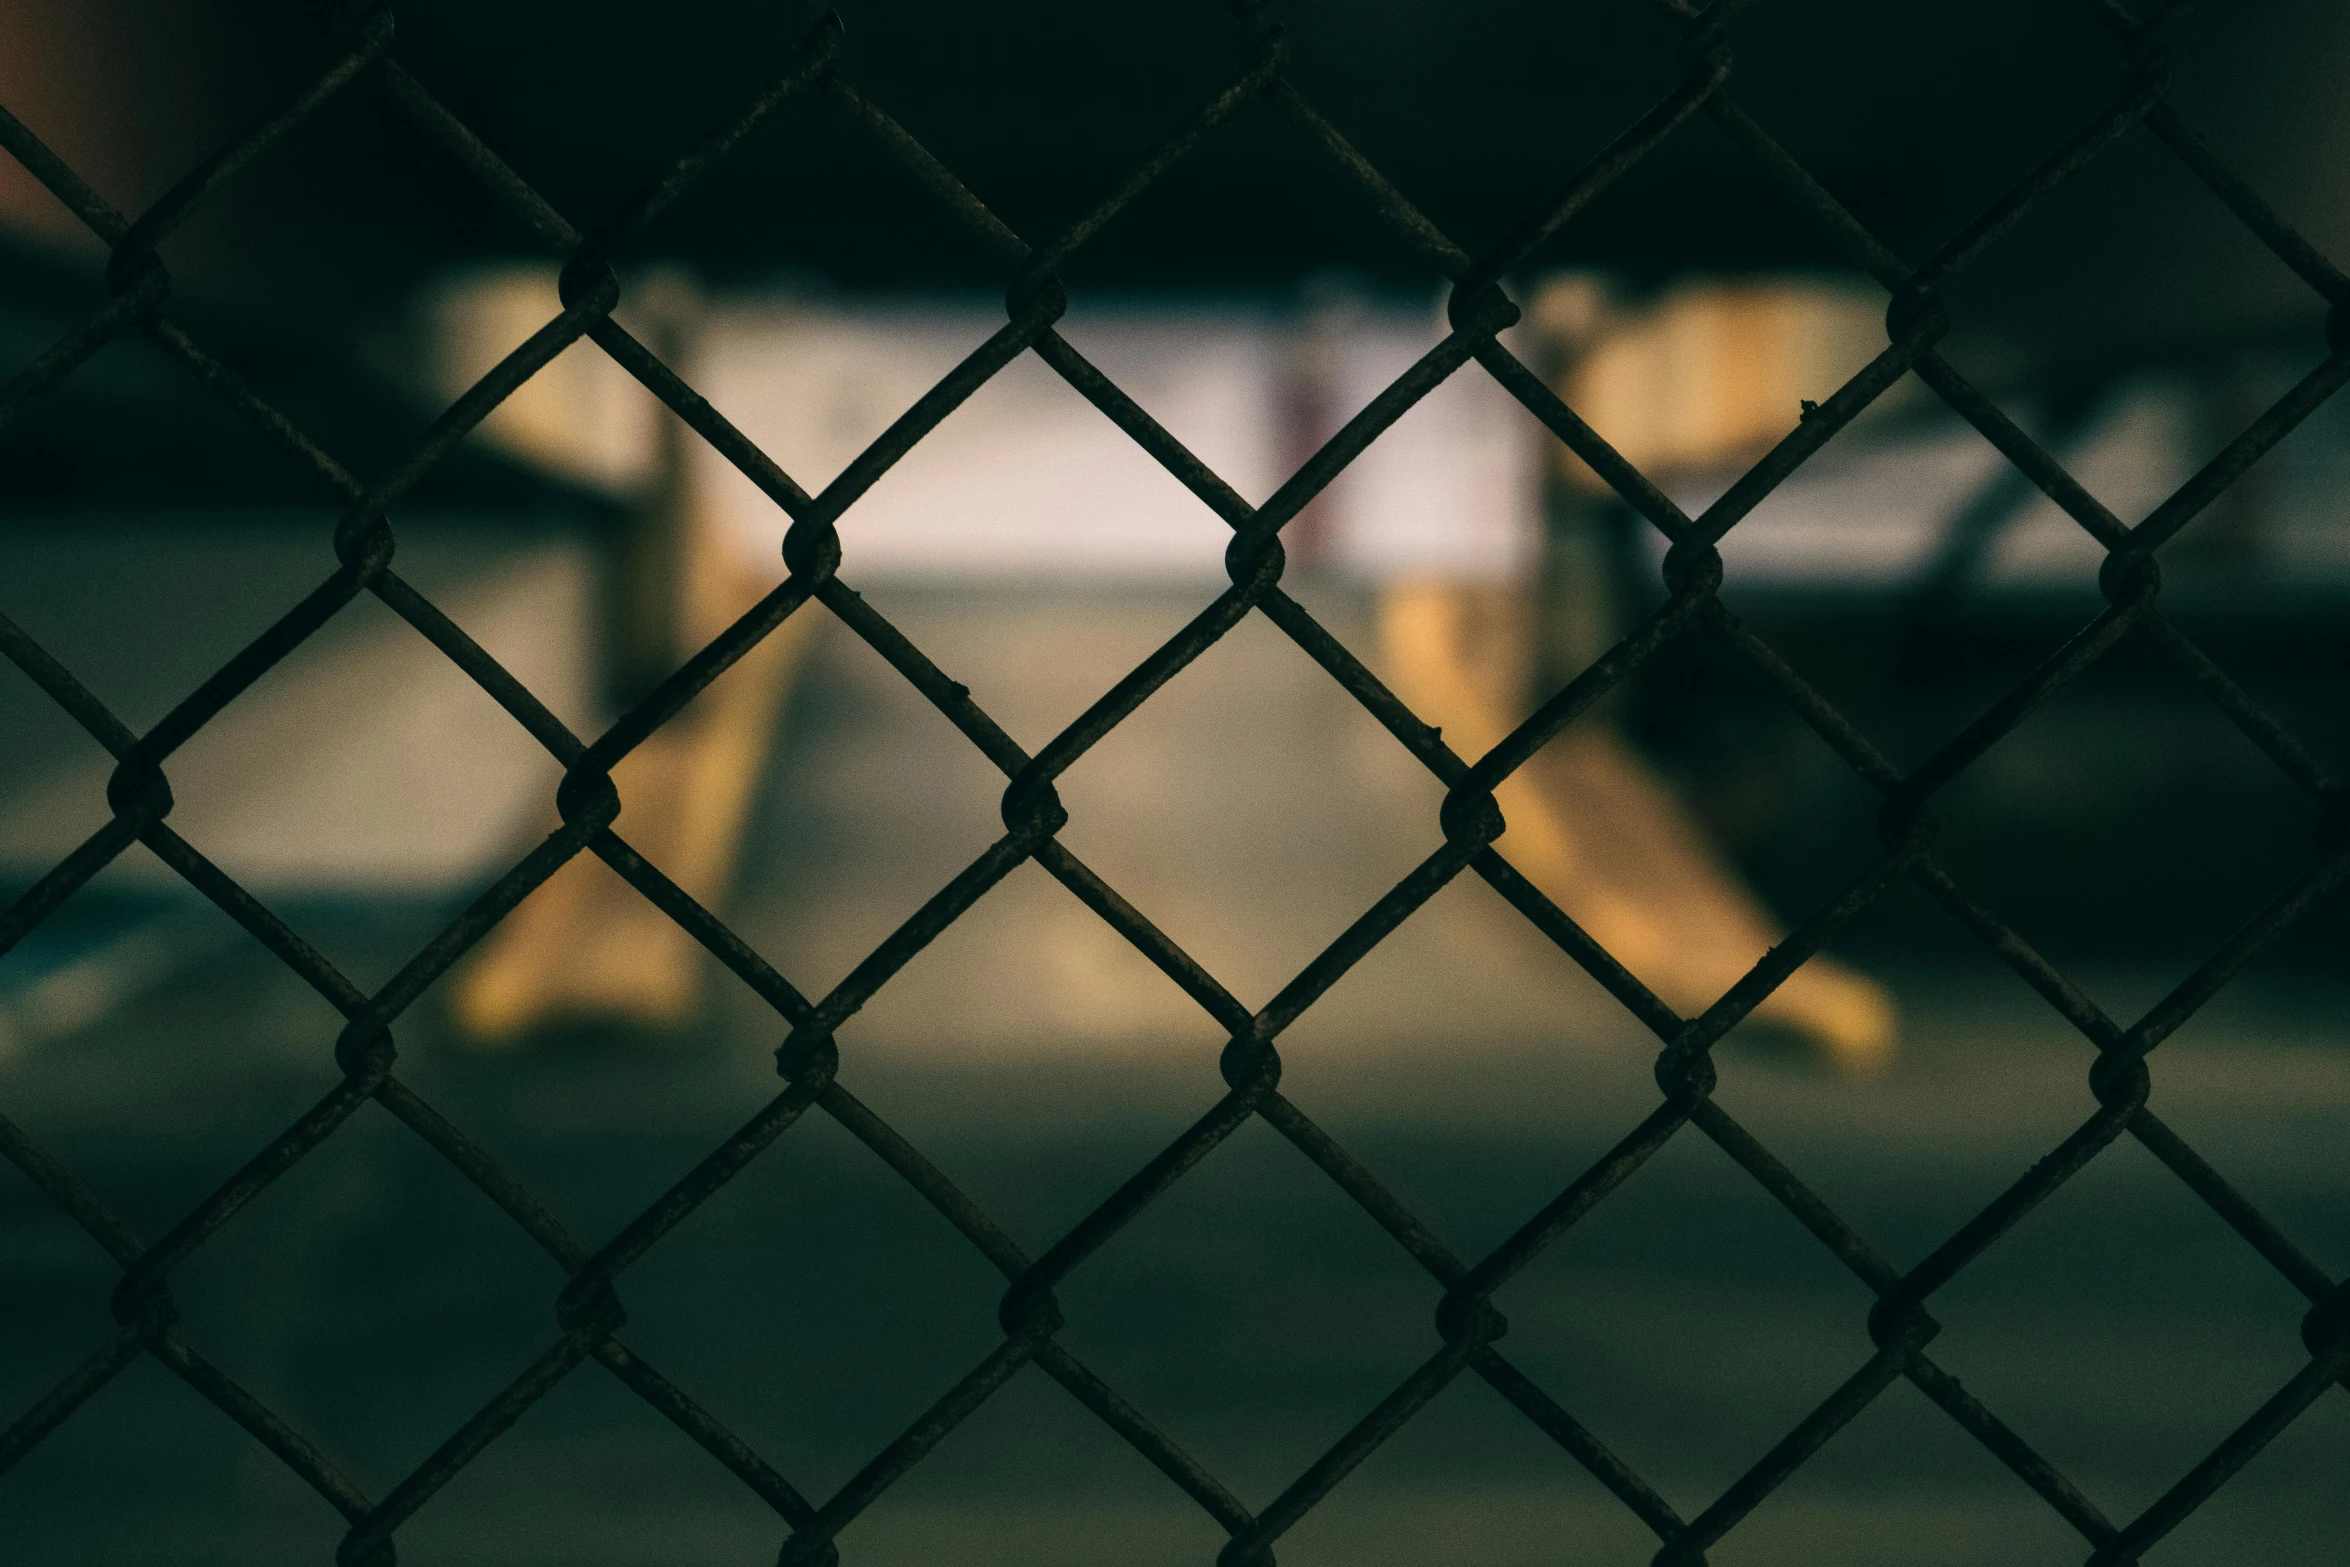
[3,1,2347,1562]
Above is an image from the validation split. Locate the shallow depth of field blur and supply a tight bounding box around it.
[3,3,2348,1564]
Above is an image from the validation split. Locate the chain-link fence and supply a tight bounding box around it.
[3,1,2346,1562]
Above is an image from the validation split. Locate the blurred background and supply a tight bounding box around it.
[3,2,2348,1563]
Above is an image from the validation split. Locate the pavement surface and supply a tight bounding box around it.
[0,515,595,893]
[3,587,2346,1566]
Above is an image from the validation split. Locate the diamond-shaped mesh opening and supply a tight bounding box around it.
[590,1099,1011,1493]
[1492,1126,1884,1510]
[0,514,350,730]
[2115,986,2350,1248]
[0,884,349,1192]
[823,1030,1228,1256]
[160,1104,569,1480]
[388,6,816,230]
[717,601,1008,992]
[1050,1112,1446,1490]
[1650,386,1971,602]
[1051,610,1447,996]
[831,1362,1235,1567]
[848,583,1232,750]
[1268,868,1659,1130]
[1265,1369,1664,1567]
[1923,1134,2323,1519]
[1702,893,2103,1238]
[1723,0,2117,245]
[1942,115,2331,379]
[2144,1387,2350,1567]
[1706,1376,2090,1567]
[1922,628,2323,973]
[388,1361,787,1567]
[1619,605,1890,926]
[0,1351,350,1564]
[825,855,1229,1065]
[159,583,573,906]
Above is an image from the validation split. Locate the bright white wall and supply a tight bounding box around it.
[693,298,1540,582]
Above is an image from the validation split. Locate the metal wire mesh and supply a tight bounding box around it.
[3,1,2346,1562]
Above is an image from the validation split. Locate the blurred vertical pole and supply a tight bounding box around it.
[1897,385,2099,680]
[604,269,701,710]
[1280,276,1367,574]
[449,271,828,1043]
[1392,273,1898,1068]
[1526,275,1628,707]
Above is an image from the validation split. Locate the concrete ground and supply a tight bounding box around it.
[2,587,2345,1565]
[0,515,596,894]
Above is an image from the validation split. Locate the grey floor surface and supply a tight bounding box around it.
[3,587,2345,1565]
